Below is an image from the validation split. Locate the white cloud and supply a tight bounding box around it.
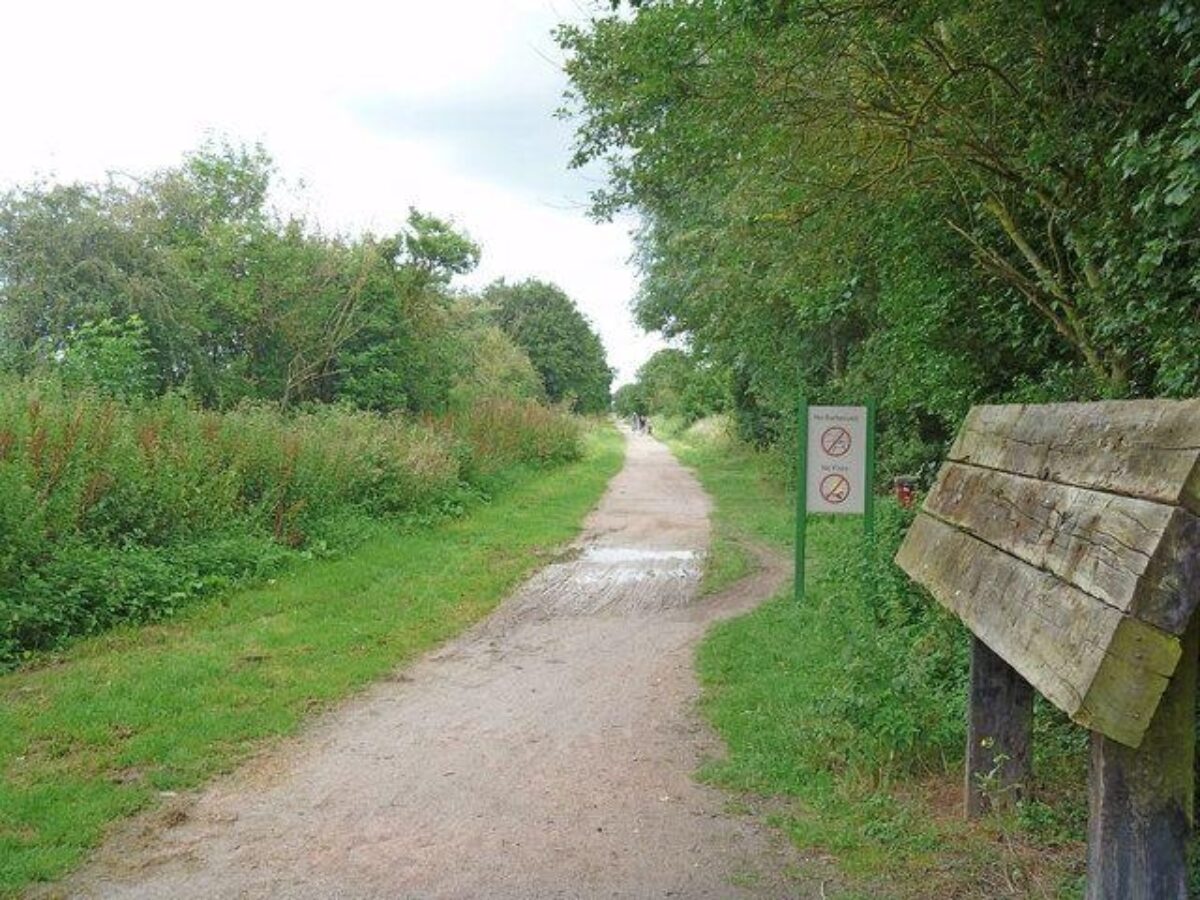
[0,0,660,384]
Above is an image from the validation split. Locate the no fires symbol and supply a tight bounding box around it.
[819,473,851,505]
[820,426,852,457]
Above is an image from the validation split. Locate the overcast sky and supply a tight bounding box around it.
[0,0,661,384]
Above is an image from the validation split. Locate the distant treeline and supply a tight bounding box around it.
[0,142,613,415]
[564,1,1200,477]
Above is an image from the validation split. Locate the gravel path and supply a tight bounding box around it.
[53,430,820,899]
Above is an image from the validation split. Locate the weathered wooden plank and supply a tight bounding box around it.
[1077,619,1184,742]
[1085,617,1198,899]
[924,462,1200,634]
[895,512,1181,747]
[948,400,1200,514]
[965,637,1033,818]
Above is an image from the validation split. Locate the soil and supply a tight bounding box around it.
[49,430,829,899]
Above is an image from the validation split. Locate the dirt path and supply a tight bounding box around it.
[54,430,821,899]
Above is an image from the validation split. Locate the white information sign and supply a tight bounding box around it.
[806,405,867,514]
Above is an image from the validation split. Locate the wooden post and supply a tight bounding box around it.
[1085,617,1198,900]
[965,636,1034,817]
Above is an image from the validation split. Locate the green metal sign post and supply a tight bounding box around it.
[794,397,876,603]
[795,396,808,602]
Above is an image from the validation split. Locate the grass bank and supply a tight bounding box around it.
[663,417,1087,899]
[0,375,581,668]
[0,425,623,897]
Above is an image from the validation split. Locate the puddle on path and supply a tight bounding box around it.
[564,545,703,586]
[582,547,697,564]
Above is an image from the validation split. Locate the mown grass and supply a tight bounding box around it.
[0,426,624,897]
[665,418,1087,899]
[697,533,755,596]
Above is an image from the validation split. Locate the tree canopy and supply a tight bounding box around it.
[614,348,726,422]
[487,278,614,413]
[0,142,611,418]
[560,0,1200,473]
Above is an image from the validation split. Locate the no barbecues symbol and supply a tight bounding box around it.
[820,425,852,457]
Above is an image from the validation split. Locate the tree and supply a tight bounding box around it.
[487,279,614,413]
[0,142,490,415]
[449,323,545,410]
[55,315,155,400]
[559,1,1200,474]
[334,213,481,414]
[612,382,647,418]
[400,208,481,284]
[624,348,726,423]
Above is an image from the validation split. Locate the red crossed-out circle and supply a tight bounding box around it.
[820,426,852,457]
[819,473,851,505]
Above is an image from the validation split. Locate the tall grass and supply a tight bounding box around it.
[440,397,583,481]
[0,377,581,666]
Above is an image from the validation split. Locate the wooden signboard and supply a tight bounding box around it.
[898,400,1200,746]
[895,399,1200,898]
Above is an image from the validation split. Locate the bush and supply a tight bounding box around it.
[815,500,969,772]
[0,377,581,666]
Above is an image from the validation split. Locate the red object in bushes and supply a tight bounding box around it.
[894,476,917,509]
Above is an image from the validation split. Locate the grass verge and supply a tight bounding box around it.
[0,425,623,897]
[665,419,1086,899]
